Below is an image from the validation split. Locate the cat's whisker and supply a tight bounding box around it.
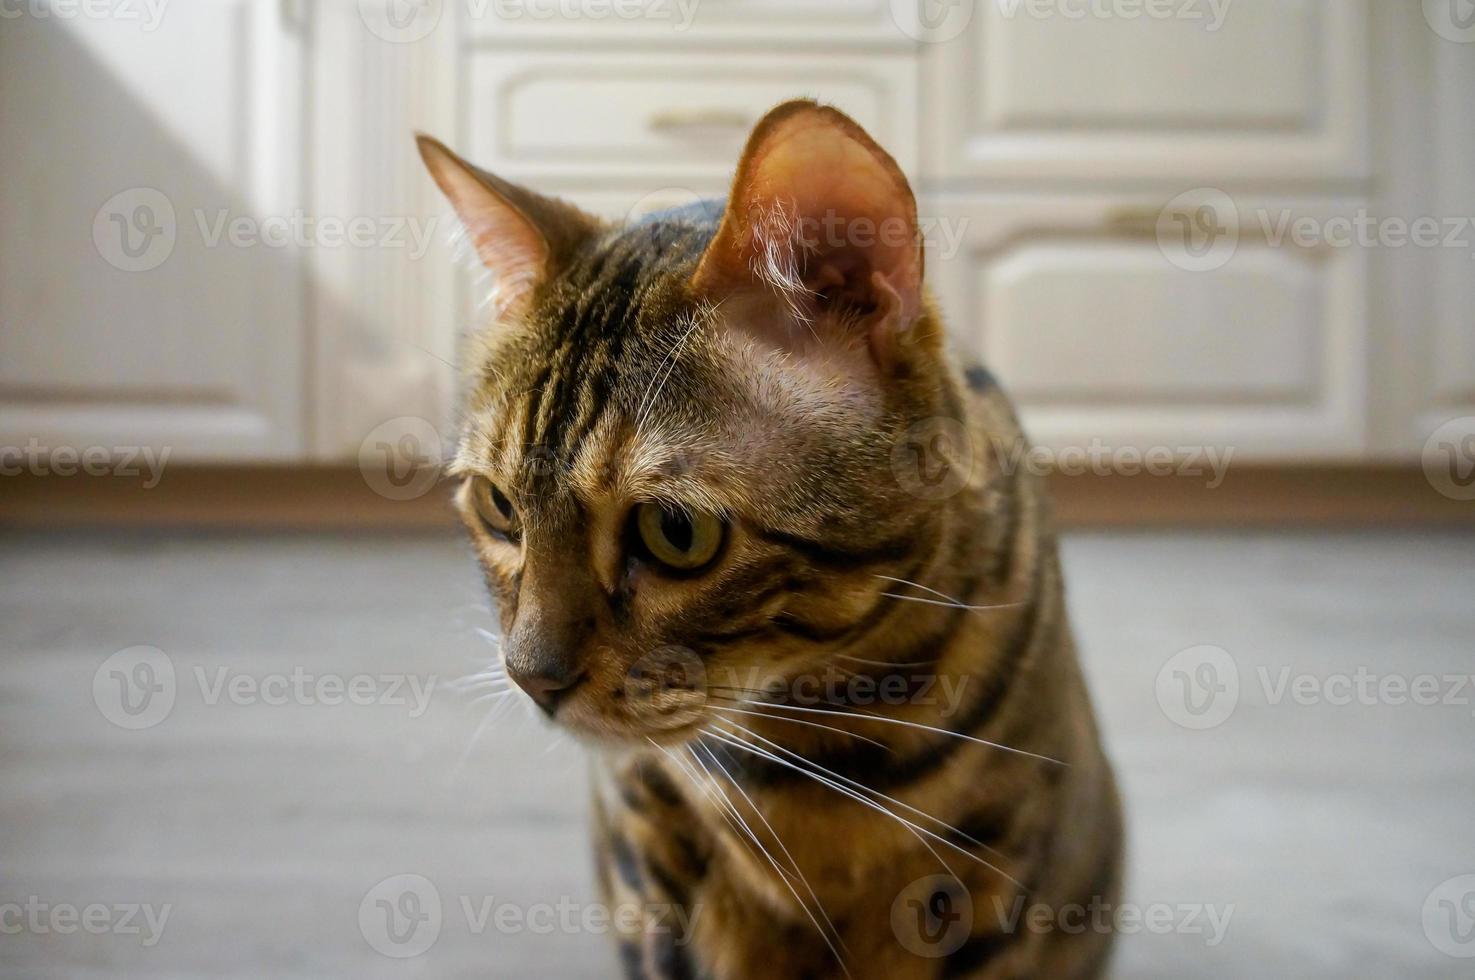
[685,742,851,975]
[694,741,850,959]
[715,718,1013,869]
[453,692,517,777]
[707,724,1017,890]
[834,654,937,669]
[708,727,969,896]
[716,698,1066,767]
[879,591,1022,613]
[705,703,892,751]
[648,739,790,880]
[634,312,704,437]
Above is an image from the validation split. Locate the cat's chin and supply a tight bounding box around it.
[545,704,706,749]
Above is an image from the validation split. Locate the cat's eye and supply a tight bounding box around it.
[469,477,519,539]
[634,503,724,573]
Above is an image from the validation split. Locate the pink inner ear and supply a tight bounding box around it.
[730,115,922,330]
[420,139,549,316]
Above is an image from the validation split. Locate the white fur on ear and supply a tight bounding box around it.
[691,101,925,371]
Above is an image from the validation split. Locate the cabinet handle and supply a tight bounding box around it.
[1105,206,1170,236]
[648,108,752,134]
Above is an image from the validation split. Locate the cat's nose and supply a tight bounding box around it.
[503,607,592,714]
[511,662,587,714]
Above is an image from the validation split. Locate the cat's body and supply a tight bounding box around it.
[418,100,1122,979]
[591,297,1123,980]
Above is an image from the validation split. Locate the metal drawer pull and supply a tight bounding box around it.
[648,108,752,133]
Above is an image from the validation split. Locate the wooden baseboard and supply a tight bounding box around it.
[0,465,1470,530]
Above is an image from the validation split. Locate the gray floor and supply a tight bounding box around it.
[1,530,1472,978]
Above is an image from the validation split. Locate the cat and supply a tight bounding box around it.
[418,99,1123,979]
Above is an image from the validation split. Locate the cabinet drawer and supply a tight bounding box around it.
[924,194,1370,460]
[922,0,1369,183]
[462,0,904,44]
[467,50,918,183]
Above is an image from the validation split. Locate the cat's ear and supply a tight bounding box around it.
[416,134,599,315]
[691,100,925,373]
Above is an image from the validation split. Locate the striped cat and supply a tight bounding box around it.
[419,100,1123,979]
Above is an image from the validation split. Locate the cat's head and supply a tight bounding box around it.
[420,100,966,744]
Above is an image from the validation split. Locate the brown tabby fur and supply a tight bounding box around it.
[421,100,1123,979]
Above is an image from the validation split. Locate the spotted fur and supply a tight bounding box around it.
[422,101,1123,979]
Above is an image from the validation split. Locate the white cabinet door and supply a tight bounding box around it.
[0,1,306,462]
[925,194,1370,459]
[921,0,1369,184]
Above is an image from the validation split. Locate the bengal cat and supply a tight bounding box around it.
[418,100,1123,979]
